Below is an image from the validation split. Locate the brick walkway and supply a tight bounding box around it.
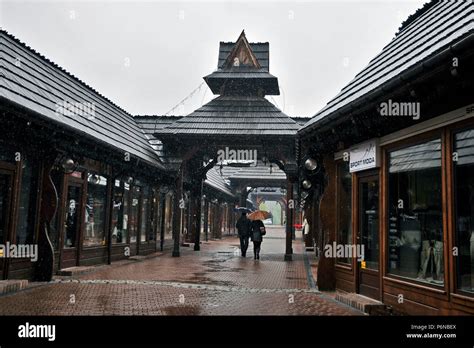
[0,227,362,315]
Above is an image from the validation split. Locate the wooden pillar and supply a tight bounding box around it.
[34,153,57,281]
[159,191,166,251]
[213,203,219,239]
[317,155,337,290]
[239,187,247,208]
[106,174,114,265]
[172,171,182,257]
[203,198,209,242]
[192,181,203,251]
[285,177,296,261]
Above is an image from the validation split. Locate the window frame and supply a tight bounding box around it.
[382,129,448,291]
[448,117,474,298]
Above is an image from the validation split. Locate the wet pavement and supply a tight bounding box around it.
[0,227,362,316]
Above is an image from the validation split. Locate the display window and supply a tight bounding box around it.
[140,186,151,243]
[129,186,141,244]
[83,173,108,247]
[387,138,444,286]
[111,180,130,244]
[16,157,39,245]
[453,128,474,294]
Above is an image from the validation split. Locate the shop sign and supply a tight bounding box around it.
[349,139,380,173]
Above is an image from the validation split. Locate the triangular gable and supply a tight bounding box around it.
[223,30,261,69]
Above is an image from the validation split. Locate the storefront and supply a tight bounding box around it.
[0,142,41,280]
[327,107,474,314]
[299,1,474,314]
[0,29,173,280]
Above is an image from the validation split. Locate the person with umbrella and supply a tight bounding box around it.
[248,210,269,260]
[235,209,252,257]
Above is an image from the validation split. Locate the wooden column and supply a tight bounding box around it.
[284,177,295,261]
[172,171,182,257]
[317,155,337,290]
[159,192,166,251]
[106,174,114,265]
[239,186,247,208]
[203,198,209,241]
[192,181,203,251]
[34,153,58,281]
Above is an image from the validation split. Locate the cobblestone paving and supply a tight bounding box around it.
[0,227,362,316]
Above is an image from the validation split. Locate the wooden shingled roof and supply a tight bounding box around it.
[0,30,163,168]
[300,0,474,133]
[154,31,298,139]
[204,31,280,95]
[153,95,300,138]
[134,115,181,160]
[204,167,235,198]
[218,42,269,70]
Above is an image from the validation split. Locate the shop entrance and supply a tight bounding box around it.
[0,167,14,279]
[356,173,380,300]
[60,178,83,269]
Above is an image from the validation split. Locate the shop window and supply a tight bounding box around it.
[83,173,108,247]
[336,161,352,264]
[64,184,81,248]
[111,180,129,244]
[140,186,151,242]
[16,158,38,245]
[454,128,474,294]
[129,186,141,243]
[387,138,444,286]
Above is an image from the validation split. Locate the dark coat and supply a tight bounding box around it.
[250,220,265,242]
[236,216,251,237]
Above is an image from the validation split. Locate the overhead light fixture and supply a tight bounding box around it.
[61,157,77,174]
[304,158,318,171]
[302,179,312,190]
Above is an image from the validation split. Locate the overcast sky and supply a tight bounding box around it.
[1,0,427,117]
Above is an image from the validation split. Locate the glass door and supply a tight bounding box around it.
[61,182,83,268]
[357,174,380,300]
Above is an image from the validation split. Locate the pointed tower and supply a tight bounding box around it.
[204,30,280,96]
[155,31,298,139]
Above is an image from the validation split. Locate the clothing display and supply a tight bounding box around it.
[418,240,443,281]
[388,209,443,284]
